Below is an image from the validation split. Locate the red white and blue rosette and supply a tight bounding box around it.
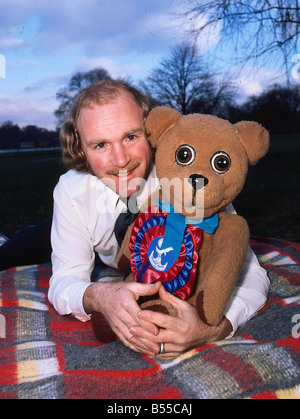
[129,205,203,301]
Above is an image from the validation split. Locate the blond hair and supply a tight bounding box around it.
[60,80,153,172]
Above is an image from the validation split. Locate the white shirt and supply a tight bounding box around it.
[48,167,270,335]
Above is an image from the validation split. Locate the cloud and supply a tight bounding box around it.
[23,74,69,93]
[0,38,24,49]
[233,66,285,103]
[0,0,198,56]
[0,71,73,129]
[166,7,222,53]
[78,56,142,80]
[0,94,57,130]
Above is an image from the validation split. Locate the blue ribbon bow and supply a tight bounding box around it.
[158,200,219,260]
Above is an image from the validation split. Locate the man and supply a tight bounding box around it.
[48,80,269,358]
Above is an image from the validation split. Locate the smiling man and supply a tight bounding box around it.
[48,80,270,358]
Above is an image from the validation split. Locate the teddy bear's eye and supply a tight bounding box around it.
[211,151,231,174]
[175,145,196,166]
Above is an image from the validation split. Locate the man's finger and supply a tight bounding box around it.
[158,285,184,308]
[138,308,177,331]
[128,281,161,299]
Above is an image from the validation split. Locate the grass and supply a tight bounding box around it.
[233,134,300,243]
[0,134,299,243]
[0,150,66,238]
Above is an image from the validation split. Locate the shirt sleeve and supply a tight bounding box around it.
[223,204,270,337]
[224,245,270,337]
[48,178,94,322]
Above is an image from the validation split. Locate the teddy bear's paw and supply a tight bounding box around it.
[91,311,118,343]
[196,291,224,326]
[140,299,178,317]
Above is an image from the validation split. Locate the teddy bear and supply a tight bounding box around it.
[91,106,269,343]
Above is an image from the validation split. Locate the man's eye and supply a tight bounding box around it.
[128,135,136,141]
[96,143,105,149]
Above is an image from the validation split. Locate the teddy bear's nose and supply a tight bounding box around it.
[188,174,209,191]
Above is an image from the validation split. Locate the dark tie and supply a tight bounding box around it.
[114,197,139,247]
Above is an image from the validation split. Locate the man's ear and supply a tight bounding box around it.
[145,106,181,149]
[235,121,270,165]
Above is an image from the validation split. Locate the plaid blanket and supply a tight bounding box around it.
[0,235,300,399]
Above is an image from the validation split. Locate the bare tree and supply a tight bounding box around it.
[141,43,208,114]
[184,0,300,77]
[55,68,111,127]
[141,43,235,116]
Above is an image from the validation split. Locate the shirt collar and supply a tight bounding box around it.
[135,162,159,208]
[97,162,159,211]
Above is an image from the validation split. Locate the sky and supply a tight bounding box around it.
[0,0,285,130]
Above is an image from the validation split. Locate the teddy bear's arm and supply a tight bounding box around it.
[195,212,250,326]
[117,222,134,274]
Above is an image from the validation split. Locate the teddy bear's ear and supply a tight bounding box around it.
[234,121,270,165]
[145,106,181,148]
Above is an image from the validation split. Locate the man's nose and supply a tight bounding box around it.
[112,144,130,167]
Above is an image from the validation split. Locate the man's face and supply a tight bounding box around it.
[77,92,152,197]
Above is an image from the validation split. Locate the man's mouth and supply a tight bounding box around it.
[115,169,134,177]
[108,162,140,178]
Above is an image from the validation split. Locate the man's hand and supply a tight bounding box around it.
[83,281,162,355]
[129,286,233,358]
